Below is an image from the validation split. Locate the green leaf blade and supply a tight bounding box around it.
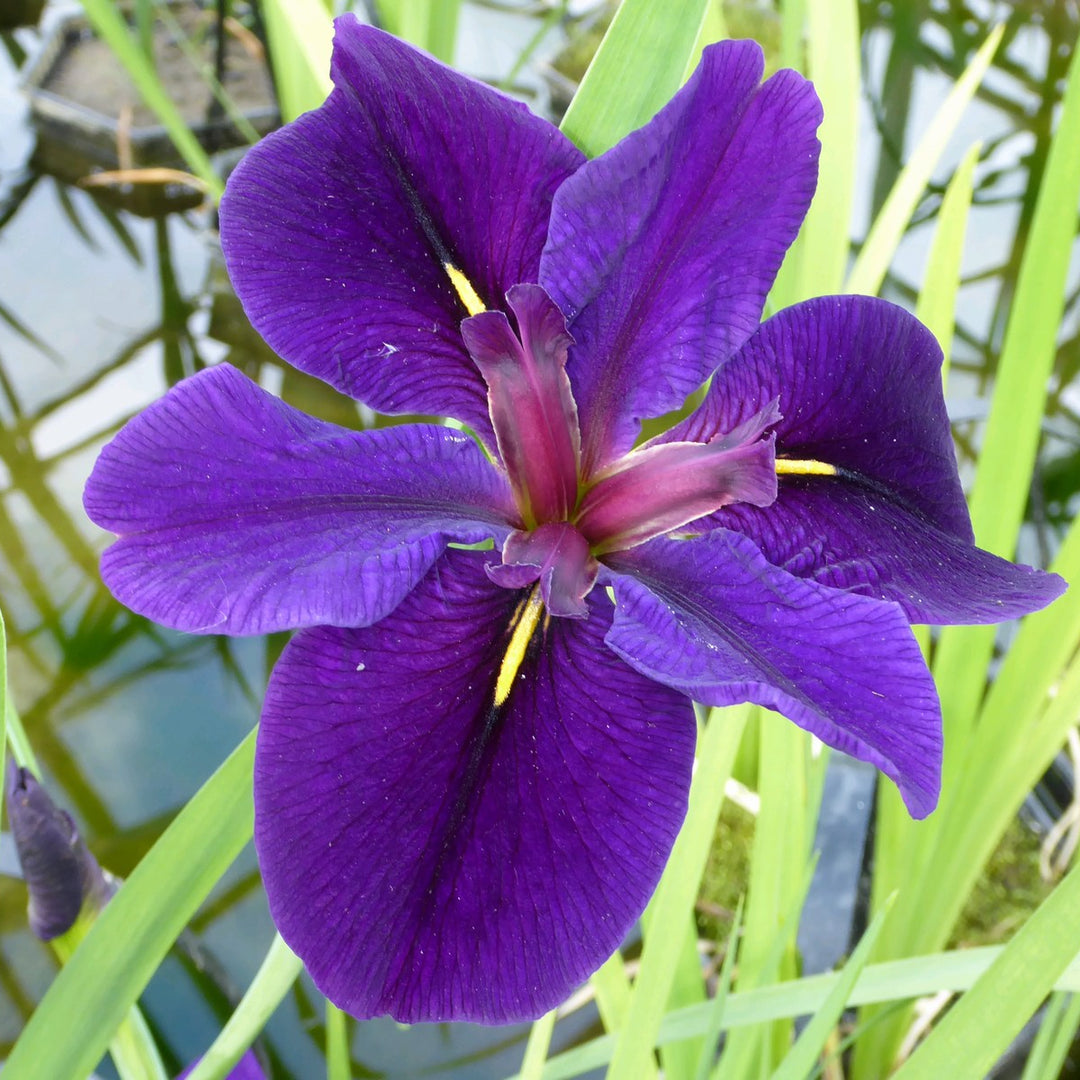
[3,731,256,1080]
[560,0,710,157]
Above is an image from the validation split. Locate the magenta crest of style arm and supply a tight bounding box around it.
[83,16,1065,1025]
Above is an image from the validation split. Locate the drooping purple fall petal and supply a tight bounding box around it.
[604,533,942,817]
[254,550,695,1023]
[718,483,1066,624]
[663,294,1065,621]
[541,40,821,473]
[84,364,515,635]
[220,16,584,439]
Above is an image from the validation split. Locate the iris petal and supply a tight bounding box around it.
[220,17,583,435]
[605,533,942,817]
[84,365,515,634]
[718,484,1066,624]
[255,550,695,1023]
[541,39,821,473]
[665,295,1065,622]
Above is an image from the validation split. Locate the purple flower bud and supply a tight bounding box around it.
[5,759,116,940]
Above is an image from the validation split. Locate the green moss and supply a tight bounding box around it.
[696,806,1050,953]
[697,799,755,940]
[950,819,1054,947]
[550,3,615,84]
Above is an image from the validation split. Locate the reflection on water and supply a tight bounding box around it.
[0,1,1077,1076]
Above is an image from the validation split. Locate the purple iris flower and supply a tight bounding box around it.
[83,17,1063,1024]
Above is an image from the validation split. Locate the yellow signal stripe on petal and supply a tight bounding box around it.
[444,263,486,316]
[775,458,838,477]
[494,587,544,707]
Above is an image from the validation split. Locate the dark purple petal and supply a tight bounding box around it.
[462,284,580,525]
[666,295,967,531]
[541,40,821,473]
[255,550,695,1023]
[603,533,941,817]
[664,295,1065,622]
[5,761,116,940]
[220,18,584,435]
[84,365,515,635]
[716,484,1066,624]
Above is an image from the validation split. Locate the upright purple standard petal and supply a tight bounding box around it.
[666,296,1065,623]
[541,39,821,473]
[605,533,942,817]
[255,551,695,1023]
[84,365,515,635]
[221,18,584,437]
[463,284,580,526]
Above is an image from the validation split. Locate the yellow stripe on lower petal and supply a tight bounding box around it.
[494,587,544,707]
[444,263,486,316]
[775,458,838,477]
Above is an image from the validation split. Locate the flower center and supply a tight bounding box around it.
[460,284,581,529]
[461,281,779,618]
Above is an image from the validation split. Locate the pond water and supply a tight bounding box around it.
[0,1,1077,1077]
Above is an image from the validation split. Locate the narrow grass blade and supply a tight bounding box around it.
[965,503,1080,773]
[893,859,1080,1080]
[605,704,750,1080]
[375,0,461,63]
[932,33,1080,730]
[2,730,256,1080]
[716,850,819,1077]
[0,607,7,798]
[769,897,894,1080]
[107,1005,168,1080]
[887,515,1080,972]
[326,1001,350,1080]
[78,0,223,199]
[721,710,820,1072]
[185,933,303,1080]
[560,0,710,157]
[651,915,707,1080]
[156,2,262,145]
[1021,992,1080,1080]
[516,940,1080,1080]
[865,141,980,920]
[845,27,1001,297]
[3,675,40,776]
[695,896,744,1080]
[520,1009,558,1080]
[915,140,980,391]
[778,0,805,72]
[772,0,859,304]
[591,949,638,1044]
[685,0,727,80]
[262,0,333,121]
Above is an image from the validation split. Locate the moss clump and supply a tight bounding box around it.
[950,819,1054,947]
[696,799,755,940]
